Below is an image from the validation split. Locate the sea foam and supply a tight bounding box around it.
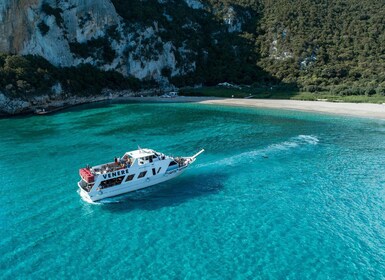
[195,135,319,168]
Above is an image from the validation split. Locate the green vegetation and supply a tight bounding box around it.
[181,86,251,98]
[38,21,50,36]
[255,0,385,95]
[0,54,141,98]
[69,37,116,63]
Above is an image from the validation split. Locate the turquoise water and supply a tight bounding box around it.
[1,101,385,279]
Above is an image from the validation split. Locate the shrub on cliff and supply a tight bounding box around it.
[0,54,141,98]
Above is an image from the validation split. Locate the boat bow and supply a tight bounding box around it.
[191,149,205,159]
[183,149,205,164]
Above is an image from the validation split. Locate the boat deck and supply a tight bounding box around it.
[92,161,131,175]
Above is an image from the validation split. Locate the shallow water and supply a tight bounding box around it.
[1,101,385,278]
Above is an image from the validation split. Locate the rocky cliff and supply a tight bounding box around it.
[0,0,255,85]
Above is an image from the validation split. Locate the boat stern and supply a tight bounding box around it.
[78,181,95,203]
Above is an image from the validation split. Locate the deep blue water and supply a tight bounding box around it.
[1,101,385,279]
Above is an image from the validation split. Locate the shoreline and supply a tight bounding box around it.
[119,96,385,120]
[2,93,385,120]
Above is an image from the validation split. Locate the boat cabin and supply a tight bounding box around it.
[124,149,166,165]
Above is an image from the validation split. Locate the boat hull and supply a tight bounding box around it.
[78,167,186,202]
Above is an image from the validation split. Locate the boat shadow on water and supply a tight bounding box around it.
[99,172,226,212]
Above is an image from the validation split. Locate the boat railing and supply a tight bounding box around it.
[94,161,131,174]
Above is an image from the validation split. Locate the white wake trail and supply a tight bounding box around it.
[194,135,319,168]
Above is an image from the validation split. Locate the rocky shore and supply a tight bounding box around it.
[0,89,155,116]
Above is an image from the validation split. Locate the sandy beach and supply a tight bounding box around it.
[121,96,385,120]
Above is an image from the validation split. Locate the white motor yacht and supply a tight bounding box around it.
[78,148,204,202]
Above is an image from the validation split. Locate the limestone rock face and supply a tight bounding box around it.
[0,0,253,83]
[18,0,121,67]
[183,0,204,9]
[0,92,30,114]
[0,0,39,53]
[0,0,198,81]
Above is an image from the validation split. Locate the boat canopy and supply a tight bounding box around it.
[124,148,157,159]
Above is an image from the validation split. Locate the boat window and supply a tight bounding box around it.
[157,167,161,174]
[125,174,135,182]
[138,171,147,178]
[100,176,125,189]
[168,161,177,167]
[152,168,156,176]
